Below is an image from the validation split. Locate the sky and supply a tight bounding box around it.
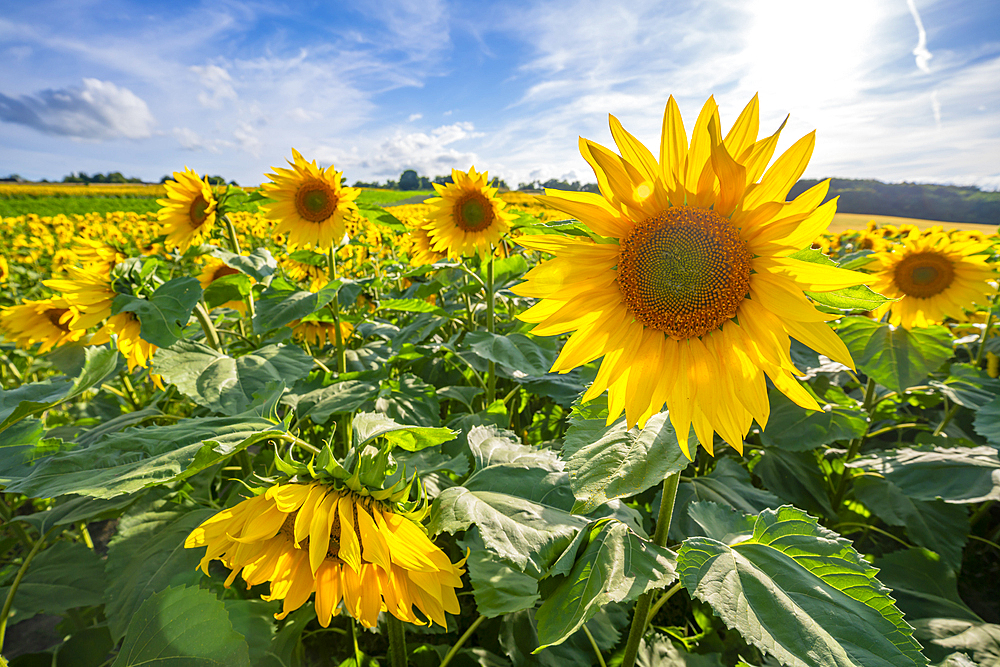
[1,0,998,189]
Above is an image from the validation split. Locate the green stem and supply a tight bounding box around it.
[582,624,607,667]
[832,376,877,509]
[0,527,57,653]
[386,615,408,667]
[976,306,995,367]
[193,302,222,351]
[327,246,347,374]
[223,214,256,322]
[351,619,362,667]
[645,582,683,633]
[439,615,484,667]
[620,472,681,667]
[485,259,496,405]
[118,371,140,409]
[933,402,960,436]
[969,500,995,527]
[0,353,22,383]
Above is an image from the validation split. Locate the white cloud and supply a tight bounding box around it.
[0,78,155,140]
[408,113,422,121]
[191,64,237,109]
[907,0,934,73]
[333,121,482,178]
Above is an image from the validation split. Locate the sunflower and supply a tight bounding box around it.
[198,257,246,313]
[424,167,516,259]
[868,232,995,328]
[406,220,447,266]
[261,149,361,250]
[184,482,466,628]
[0,256,9,284]
[91,312,157,372]
[513,95,869,458]
[157,168,218,252]
[0,298,84,353]
[44,266,116,330]
[291,318,354,348]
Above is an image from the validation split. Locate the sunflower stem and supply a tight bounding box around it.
[621,471,681,667]
[386,615,408,667]
[193,302,222,351]
[351,619,362,667]
[832,375,878,509]
[485,258,496,405]
[223,214,256,322]
[582,623,608,667]
[0,526,57,654]
[118,371,140,410]
[439,615,484,667]
[327,246,347,375]
[975,305,996,367]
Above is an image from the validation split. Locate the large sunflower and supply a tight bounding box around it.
[514,95,869,458]
[157,168,218,252]
[0,298,84,353]
[868,232,995,328]
[261,149,361,250]
[425,167,516,259]
[185,482,465,628]
[44,266,116,330]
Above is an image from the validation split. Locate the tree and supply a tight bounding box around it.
[399,170,420,191]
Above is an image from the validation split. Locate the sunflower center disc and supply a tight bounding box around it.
[46,308,71,333]
[894,251,955,298]
[295,180,338,223]
[453,193,494,231]
[188,195,210,228]
[618,207,752,339]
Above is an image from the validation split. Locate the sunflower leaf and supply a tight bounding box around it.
[252,279,342,334]
[874,547,982,623]
[377,297,451,317]
[974,395,1000,445]
[112,276,203,348]
[154,339,312,416]
[112,585,250,667]
[677,505,927,667]
[0,541,107,626]
[805,284,894,311]
[203,272,252,309]
[760,387,868,450]
[0,344,118,434]
[351,411,455,451]
[212,247,277,282]
[846,445,1000,504]
[562,411,689,513]
[534,518,677,650]
[837,316,953,395]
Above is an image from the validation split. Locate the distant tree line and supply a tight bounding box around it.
[62,172,145,184]
[790,178,1000,225]
[516,178,600,193]
[353,170,508,191]
[159,174,236,186]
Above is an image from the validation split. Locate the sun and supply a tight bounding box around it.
[513,95,870,458]
[424,167,516,259]
[261,149,361,250]
[868,232,995,328]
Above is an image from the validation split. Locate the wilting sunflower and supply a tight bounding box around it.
[92,311,157,373]
[0,298,84,353]
[185,482,465,628]
[514,95,869,458]
[198,257,246,313]
[157,168,218,252]
[44,266,116,330]
[291,317,354,348]
[868,232,995,328]
[425,167,516,259]
[262,149,361,250]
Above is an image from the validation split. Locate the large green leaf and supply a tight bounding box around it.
[2,402,283,499]
[112,585,250,667]
[203,273,252,309]
[462,531,540,618]
[223,600,278,667]
[252,278,341,333]
[296,380,380,424]
[535,518,677,649]
[499,606,629,667]
[847,446,1000,504]
[669,458,782,542]
[0,541,106,626]
[805,285,894,311]
[760,388,867,450]
[913,620,1000,667]
[635,637,726,667]
[837,317,952,395]
[874,548,981,623]
[429,426,588,577]
[930,364,1000,410]
[466,331,556,377]
[0,345,118,433]
[375,373,442,427]
[677,506,926,667]
[351,411,455,452]
[212,247,278,282]
[854,476,969,571]
[974,396,1000,446]
[377,297,451,317]
[154,340,313,415]
[754,448,836,518]
[104,496,216,640]
[112,277,203,348]
[562,411,688,513]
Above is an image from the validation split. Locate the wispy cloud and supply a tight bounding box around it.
[907,0,934,73]
[0,78,155,140]
[332,122,482,178]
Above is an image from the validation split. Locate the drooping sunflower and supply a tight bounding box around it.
[184,482,465,628]
[198,257,246,313]
[291,317,354,348]
[513,95,869,458]
[92,311,157,373]
[868,232,995,328]
[157,168,218,252]
[261,149,361,250]
[44,266,116,330]
[424,167,516,259]
[0,298,84,353]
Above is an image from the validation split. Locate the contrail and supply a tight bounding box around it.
[907,0,933,73]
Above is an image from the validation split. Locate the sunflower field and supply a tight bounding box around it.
[1,96,999,667]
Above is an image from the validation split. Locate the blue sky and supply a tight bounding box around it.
[2,0,998,189]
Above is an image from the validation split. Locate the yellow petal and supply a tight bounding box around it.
[532,192,631,239]
[756,256,869,291]
[338,494,362,573]
[659,95,688,192]
[724,94,760,160]
[308,492,337,575]
[356,503,392,571]
[314,560,342,627]
[742,131,815,209]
